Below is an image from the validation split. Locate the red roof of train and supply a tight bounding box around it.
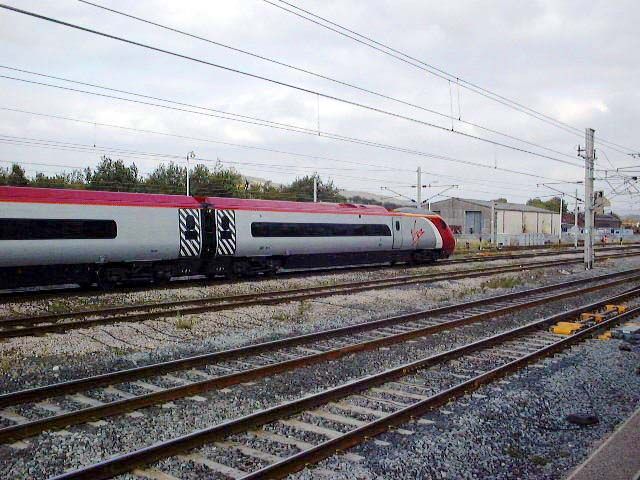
[0,186,203,208]
[0,186,390,214]
[204,196,389,215]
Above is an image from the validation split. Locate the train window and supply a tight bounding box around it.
[0,219,117,240]
[395,221,400,231]
[185,214,196,230]
[251,222,391,237]
[220,216,230,231]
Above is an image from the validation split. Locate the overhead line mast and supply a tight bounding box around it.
[579,128,596,270]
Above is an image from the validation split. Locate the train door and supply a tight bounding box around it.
[392,217,403,249]
[215,209,237,256]
[201,208,216,258]
[178,208,202,257]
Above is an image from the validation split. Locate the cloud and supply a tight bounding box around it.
[0,0,638,212]
[552,99,610,124]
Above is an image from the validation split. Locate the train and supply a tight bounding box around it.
[0,186,456,289]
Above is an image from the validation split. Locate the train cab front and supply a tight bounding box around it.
[431,216,456,258]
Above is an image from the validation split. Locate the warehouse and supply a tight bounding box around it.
[429,197,561,240]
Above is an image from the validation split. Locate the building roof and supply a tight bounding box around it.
[431,197,557,214]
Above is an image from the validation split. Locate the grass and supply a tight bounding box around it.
[481,276,522,290]
[530,455,550,466]
[175,313,196,330]
[48,299,70,314]
[0,355,13,374]
[505,445,525,459]
[272,300,311,324]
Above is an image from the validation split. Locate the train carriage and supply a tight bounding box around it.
[0,186,455,289]
[205,197,453,275]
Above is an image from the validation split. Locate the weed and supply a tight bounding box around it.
[456,287,479,299]
[505,446,524,459]
[0,355,12,373]
[48,300,70,314]
[175,313,196,330]
[530,455,550,466]
[481,276,521,290]
[272,301,310,324]
[297,300,311,318]
[272,312,292,323]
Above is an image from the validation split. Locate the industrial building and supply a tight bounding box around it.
[429,197,561,243]
[561,212,622,230]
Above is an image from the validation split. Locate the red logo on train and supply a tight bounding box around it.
[411,220,425,246]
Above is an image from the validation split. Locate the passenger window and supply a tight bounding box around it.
[395,221,400,231]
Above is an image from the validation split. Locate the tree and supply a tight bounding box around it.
[189,161,245,197]
[31,170,85,189]
[1,164,29,186]
[281,175,345,202]
[85,156,139,192]
[347,194,403,210]
[144,162,185,195]
[527,196,568,213]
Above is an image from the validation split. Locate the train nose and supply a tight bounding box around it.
[442,228,456,256]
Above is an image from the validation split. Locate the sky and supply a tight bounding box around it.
[0,0,638,212]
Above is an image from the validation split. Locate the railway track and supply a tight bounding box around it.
[2,249,640,339]
[1,268,639,447]
[1,243,637,302]
[43,286,640,480]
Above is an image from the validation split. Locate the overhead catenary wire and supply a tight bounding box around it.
[0,107,560,192]
[70,1,580,163]
[263,0,639,157]
[0,136,415,186]
[0,75,575,183]
[0,4,585,169]
[0,134,556,198]
[0,107,411,174]
[0,159,334,201]
[0,106,564,191]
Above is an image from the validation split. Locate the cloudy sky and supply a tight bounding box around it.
[1,0,638,211]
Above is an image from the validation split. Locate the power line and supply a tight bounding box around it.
[0,159,338,201]
[73,1,579,163]
[0,134,414,185]
[0,106,563,192]
[263,0,640,157]
[0,134,552,199]
[0,75,575,182]
[0,107,410,174]
[0,4,584,168]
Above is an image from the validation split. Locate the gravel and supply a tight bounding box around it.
[0,257,639,479]
[294,339,640,480]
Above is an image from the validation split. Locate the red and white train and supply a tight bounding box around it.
[0,186,456,289]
